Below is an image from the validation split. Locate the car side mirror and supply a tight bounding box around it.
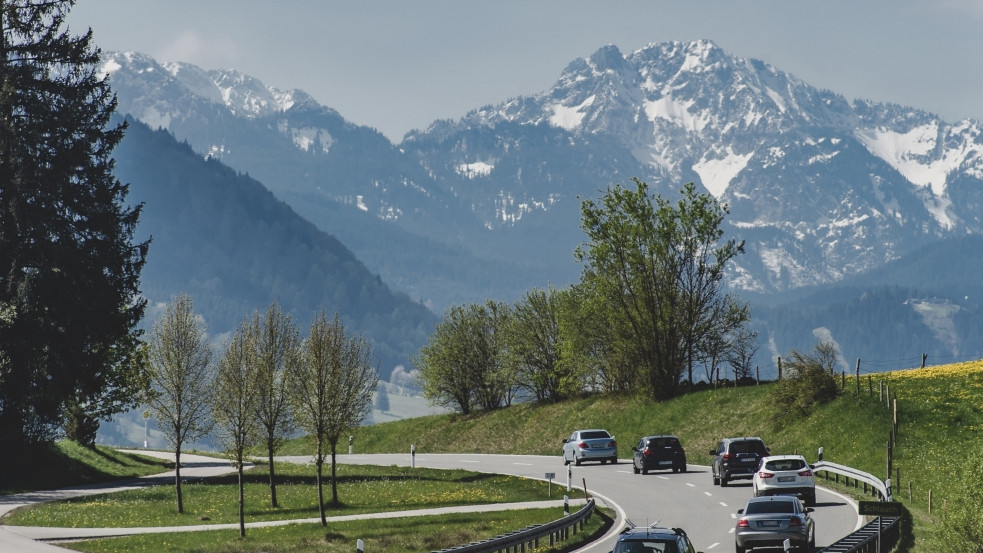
[737,509,745,515]
[806,507,814,513]
[562,439,569,443]
[709,449,716,455]
[632,446,639,452]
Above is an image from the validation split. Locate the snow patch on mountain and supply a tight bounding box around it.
[457,161,494,179]
[693,148,753,198]
[550,95,594,130]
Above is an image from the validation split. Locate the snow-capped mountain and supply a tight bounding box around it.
[100,41,983,313]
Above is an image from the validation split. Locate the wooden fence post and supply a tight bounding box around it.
[855,358,861,396]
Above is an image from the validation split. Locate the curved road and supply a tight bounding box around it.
[305,452,864,553]
[1,451,863,553]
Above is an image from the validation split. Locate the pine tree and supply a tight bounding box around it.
[0,1,148,446]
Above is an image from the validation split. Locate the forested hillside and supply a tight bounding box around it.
[113,117,437,377]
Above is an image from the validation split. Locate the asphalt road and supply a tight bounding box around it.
[0,450,863,553]
[288,452,864,553]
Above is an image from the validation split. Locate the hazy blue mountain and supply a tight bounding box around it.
[114,117,437,378]
[99,41,983,374]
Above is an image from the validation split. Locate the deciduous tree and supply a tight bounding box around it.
[145,294,214,514]
[212,320,260,537]
[250,300,299,509]
[291,312,377,524]
[575,179,747,400]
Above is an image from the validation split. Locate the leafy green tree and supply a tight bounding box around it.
[508,286,570,402]
[212,321,260,538]
[145,294,214,514]
[417,301,511,414]
[291,312,377,523]
[0,0,148,446]
[575,179,746,400]
[249,300,299,509]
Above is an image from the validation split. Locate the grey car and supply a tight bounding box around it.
[735,495,815,553]
[562,429,618,465]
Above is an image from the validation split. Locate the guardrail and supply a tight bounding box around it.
[428,498,595,553]
[812,460,901,552]
[819,515,901,553]
[812,460,892,501]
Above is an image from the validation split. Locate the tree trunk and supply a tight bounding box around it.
[316,438,326,527]
[237,462,246,537]
[174,447,184,514]
[330,440,339,505]
[267,440,278,508]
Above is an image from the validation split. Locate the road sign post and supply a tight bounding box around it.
[545,472,555,498]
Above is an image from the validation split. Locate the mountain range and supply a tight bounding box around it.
[100,39,983,378]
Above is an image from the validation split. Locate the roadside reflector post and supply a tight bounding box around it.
[567,463,572,492]
[783,538,791,551]
[410,444,416,468]
[357,538,364,553]
[564,494,569,515]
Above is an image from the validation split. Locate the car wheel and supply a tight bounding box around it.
[633,465,640,474]
[574,456,581,466]
[611,457,617,465]
[735,542,746,553]
[806,490,816,506]
[601,459,607,464]
[642,468,648,475]
[563,456,569,466]
[679,464,686,473]
[720,476,728,487]
[712,472,719,486]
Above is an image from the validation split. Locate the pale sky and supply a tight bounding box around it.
[67,1,983,143]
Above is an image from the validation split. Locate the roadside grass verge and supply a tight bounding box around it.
[60,507,613,553]
[4,462,551,528]
[0,442,172,495]
[284,360,983,553]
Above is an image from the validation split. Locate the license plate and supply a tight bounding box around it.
[659,460,672,465]
[778,476,795,482]
[759,520,781,528]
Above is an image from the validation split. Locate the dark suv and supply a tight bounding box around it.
[611,524,701,553]
[632,435,687,474]
[710,437,769,486]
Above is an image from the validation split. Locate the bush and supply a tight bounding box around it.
[770,344,839,423]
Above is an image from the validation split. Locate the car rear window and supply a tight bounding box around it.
[732,440,766,454]
[581,430,611,439]
[765,459,806,471]
[615,540,678,553]
[650,438,675,447]
[745,501,795,514]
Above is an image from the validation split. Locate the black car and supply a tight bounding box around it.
[632,435,687,474]
[709,436,769,486]
[611,524,701,553]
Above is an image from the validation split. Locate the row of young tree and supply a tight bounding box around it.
[417,179,757,413]
[143,295,378,536]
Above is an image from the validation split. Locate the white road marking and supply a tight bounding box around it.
[706,542,721,549]
[704,491,713,497]
[719,501,728,507]
[512,462,532,466]
[686,482,696,487]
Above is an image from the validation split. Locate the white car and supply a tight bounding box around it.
[752,454,816,506]
[562,429,618,465]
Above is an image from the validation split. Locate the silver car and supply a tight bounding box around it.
[735,495,815,553]
[562,429,618,465]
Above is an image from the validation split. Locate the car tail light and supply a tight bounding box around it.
[737,518,749,528]
[722,453,732,460]
[758,471,774,479]
[798,469,813,477]
[578,442,590,449]
[788,517,802,527]
[609,440,617,447]
[643,447,653,457]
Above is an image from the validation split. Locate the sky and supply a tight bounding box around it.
[67,1,983,143]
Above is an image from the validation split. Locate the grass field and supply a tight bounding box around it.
[10,359,982,552]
